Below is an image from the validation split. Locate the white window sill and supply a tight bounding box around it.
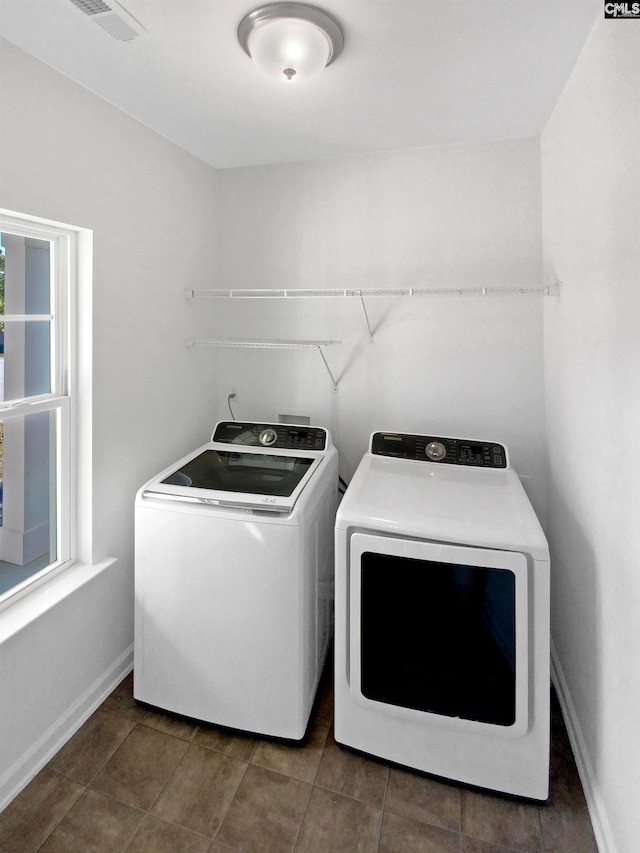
[0,557,118,644]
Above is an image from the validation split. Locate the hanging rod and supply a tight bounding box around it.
[185,339,339,349]
[185,339,341,391]
[183,283,561,299]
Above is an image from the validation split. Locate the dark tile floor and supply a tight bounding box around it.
[0,668,598,852]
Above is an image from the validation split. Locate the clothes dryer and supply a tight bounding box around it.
[334,431,550,799]
[135,421,338,739]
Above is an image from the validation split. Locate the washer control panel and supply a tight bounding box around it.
[212,421,327,451]
[371,432,507,468]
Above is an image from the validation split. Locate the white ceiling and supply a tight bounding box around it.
[0,0,600,170]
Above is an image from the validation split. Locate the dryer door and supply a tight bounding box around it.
[349,532,529,738]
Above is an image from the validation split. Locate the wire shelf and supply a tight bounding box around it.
[182,283,562,392]
[186,338,341,390]
[185,339,340,350]
[184,283,561,300]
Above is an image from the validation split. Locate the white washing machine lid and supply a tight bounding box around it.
[337,445,548,560]
[140,421,333,515]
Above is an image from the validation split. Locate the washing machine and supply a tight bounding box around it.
[334,431,550,800]
[134,420,338,740]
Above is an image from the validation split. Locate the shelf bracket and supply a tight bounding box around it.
[317,346,339,392]
[358,292,374,340]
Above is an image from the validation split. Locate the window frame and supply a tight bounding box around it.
[0,209,80,609]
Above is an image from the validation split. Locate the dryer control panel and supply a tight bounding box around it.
[371,432,507,468]
[212,421,327,451]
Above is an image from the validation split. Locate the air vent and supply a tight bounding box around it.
[68,0,146,42]
[69,0,111,14]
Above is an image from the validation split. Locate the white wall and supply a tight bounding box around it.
[542,18,640,853]
[211,139,547,514]
[0,38,220,806]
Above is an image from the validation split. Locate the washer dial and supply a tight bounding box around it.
[425,441,447,461]
[259,428,278,446]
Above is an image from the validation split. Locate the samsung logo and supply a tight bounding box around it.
[604,2,640,17]
[381,435,402,441]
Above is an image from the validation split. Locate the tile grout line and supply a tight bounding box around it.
[31,758,165,853]
[77,720,196,850]
[134,727,191,816]
[290,719,331,851]
[208,757,251,847]
[28,773,86,853]
[374,762,391,852]
[61,711,137,791]
[136,730,255,844]
[535,800,546,853]
[288,773,315,852]
[311,779,387,810]
[116,719,251,849]
[116,805,147,853]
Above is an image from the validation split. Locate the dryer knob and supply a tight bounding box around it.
[425,441,447,461]
[259,428,278,446]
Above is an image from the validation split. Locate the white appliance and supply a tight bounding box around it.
[334,431,550,800]
[134,421,338,740]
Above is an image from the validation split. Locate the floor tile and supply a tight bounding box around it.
[102,672,198,741]
[36,788,143,852]
[252,716,330,783]
[136,706,200,741]
[152,743,247,836]
[461,837,526,852]
[385,767,461,832]
[90,723,189,810]
[538,750,598,853]
[294,785,382,852]
[194,724,258,761]
[2,676,598,853]
[461,790,543,851]
[0,768,84,853]
[102,673,149,723]
[124,814,211,852]
[215,764,311,853]
[315,734,389,806]
[378,810,460,853]
[48,709,136,785]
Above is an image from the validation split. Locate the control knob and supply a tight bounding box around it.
[259,428,278,446]
[425,441,447,461]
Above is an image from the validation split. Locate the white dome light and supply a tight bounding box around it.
[238,3,344,85]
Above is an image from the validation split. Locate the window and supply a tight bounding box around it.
[0,210,78,605]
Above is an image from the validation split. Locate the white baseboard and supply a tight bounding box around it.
[0,644,133,812]
[550,640,616,853]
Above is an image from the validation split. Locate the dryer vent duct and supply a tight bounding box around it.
[67,0,147,42]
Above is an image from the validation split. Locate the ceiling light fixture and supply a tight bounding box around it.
[238,3,344,85]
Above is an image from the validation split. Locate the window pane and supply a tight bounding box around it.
[1,320,52,401]
[0,410,58,601]
[0,232,52,402]
[0,232,51,315]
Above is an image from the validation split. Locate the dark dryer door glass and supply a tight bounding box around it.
[360,552,517,726]
[162,450,314,497]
